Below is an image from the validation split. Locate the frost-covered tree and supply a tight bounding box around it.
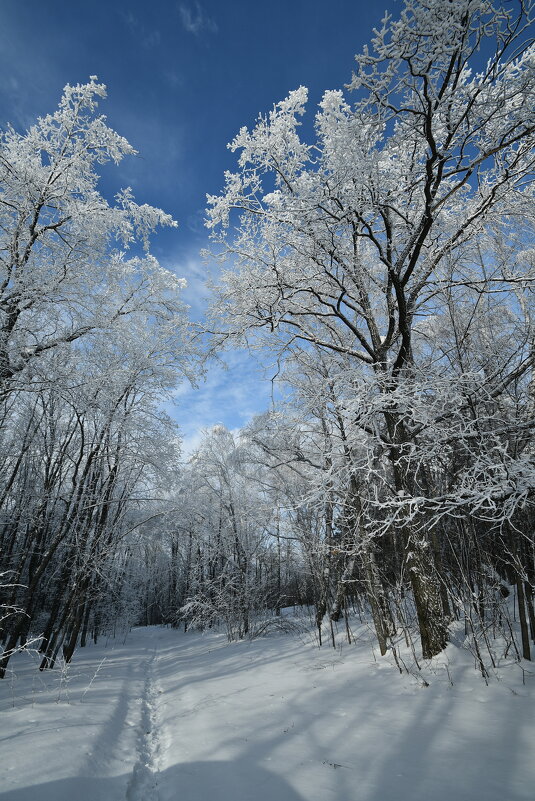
[0,80,194,675]
[176,426,274,639]
[207,0,535,657]
[0,77,188,393]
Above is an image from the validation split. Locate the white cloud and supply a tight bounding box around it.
[169,349,276,458]
[178,2,218,36]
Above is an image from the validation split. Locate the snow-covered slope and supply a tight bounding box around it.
[1,624,534,801]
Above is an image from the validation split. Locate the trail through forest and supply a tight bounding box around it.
[1,623,534,801]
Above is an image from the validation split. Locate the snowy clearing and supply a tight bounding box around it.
[1,623,534,801]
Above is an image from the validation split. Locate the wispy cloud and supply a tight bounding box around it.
[122,11,161,50]
[159,243,281,458]
[0,13,58,132]
[160,247,217,321]
[178,2,218,36]
[168,349,275,458]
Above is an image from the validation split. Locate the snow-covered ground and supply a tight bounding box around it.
[1,620,534,801]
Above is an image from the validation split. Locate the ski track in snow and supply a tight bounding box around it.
[126,647,162,801]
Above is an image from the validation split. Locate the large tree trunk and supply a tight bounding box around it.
[404,531,448,659]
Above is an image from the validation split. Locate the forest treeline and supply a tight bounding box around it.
[1,0,534,678]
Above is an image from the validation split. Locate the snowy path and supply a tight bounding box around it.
[126,647,162,801]
[1,624,534,800]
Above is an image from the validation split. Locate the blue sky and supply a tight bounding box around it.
[0,0,397,454]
